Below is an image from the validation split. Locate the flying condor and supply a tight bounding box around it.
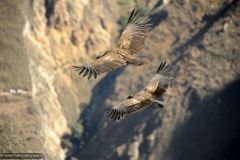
[105,61,174,121]
[73,8,152,79]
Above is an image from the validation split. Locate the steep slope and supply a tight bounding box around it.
[0,0,44,155]
[0,0,118,159]
[65,0,240,160]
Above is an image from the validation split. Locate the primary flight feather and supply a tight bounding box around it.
[105,61,174,121]
[73,9,152,79]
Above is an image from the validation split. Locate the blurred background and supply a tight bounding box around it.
[0,0,240,160]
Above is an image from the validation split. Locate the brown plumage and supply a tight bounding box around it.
[73,8,152,79]
[105,61,174,121]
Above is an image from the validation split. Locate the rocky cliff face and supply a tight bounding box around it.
[0,0,239,160]
[0,0,117,159]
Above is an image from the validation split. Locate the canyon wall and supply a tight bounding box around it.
[0,0,239,160]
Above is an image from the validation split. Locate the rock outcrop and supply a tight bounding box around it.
[0,0,117,159]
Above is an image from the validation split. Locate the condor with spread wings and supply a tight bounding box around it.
[73,9,152,79]
[105,61,174,121]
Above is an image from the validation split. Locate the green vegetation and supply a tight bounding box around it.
[117,0,150,27]
[27,105,40,115]
[119,13,129,27]
[138,6,151,14]
[62,138,73,148]
[117,0,128,5]
[72,122,83,139]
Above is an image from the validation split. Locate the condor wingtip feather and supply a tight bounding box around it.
[128,8,136,24]
[73,65,98,80]
[156,61,166,73]
[127,8,152,28]
[105,108,123,121]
